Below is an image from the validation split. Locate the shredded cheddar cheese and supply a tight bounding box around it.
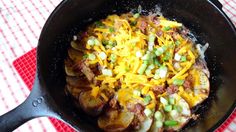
[90,14,197,106]
[66,13,209,121]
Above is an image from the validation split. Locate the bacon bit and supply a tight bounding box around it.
[127,103,145,122]
[172,32,179,41]
[109,98,118,109]
[77,60,96,84]
[127,103,144,115]
[138,20,148,33]
[130,116,141,130]
[167,85,178,94]
[90,63,101,75]
[153,85,165,94]
[180,27,190,36]
[183,75,194,89]
[153,18,160,25]
[183,80,191,89]
[156,30,163,37]
[174,47,181,53]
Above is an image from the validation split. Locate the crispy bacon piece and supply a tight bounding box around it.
[167,85,178,94]
[153,85,165,94]
[77,60,96,84]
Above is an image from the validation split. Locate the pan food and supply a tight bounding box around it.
[65,11,210,131]
[0,0,235,132]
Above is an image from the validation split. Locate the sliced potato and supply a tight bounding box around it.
[66,84,83,97]
[65,59,78,76]
[137,118,153,132]
[192,70,210,105]
[79,90,106,116]
[66,76,91,89]
[180,69,210,108]
[150,123,164,132]
[98,110,134,132]
[71,41,85,52]
[68,48,84,62]
[194,58,210,78]
[164,94,191,131]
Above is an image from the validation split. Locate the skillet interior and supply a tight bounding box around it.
[37,0,236,131]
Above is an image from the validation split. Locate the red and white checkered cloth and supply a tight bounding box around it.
[0,0,235,132]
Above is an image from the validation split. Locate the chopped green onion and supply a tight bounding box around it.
[145,69,152,76]
[154,111,163,120]
[163,52,171,61]
[164,120,178,126]
[94,21,105,27]
[174,53,181,61]
[102,40,109,46]
[170,110,178,118]
[99,52,107,60]
[106,45,112,49]
[144,108,152,117]
[148,41,154,51]
[103,40,117,48]
[109,27,115,33]
[173,79,184,86]
[94,38,100,45]
[181,56,187,62]
[154,73,160,79]
[144,95,152,105]
[83,54,88,59]
[164,105,172,112]
[112,41,117,46]
[108,40,114,46]
[138,63,148,75]
[155,47,164,56]
[149,34,156,42]
[163,26,171,31]
[133,13,140,18]
[174,63,181,70]
[125,67,130,72]
[133,90,141,96]
[159,66,168,78]
[153,59,161,66]
[88,53,96,61]
[175,40,181,46]
[110,54,117,62]
[169,42,175,48]
[147,64,155,70]
[102,69,113,76]
[143,60,149,65]
[162,45,168,51]
[169,97,175,105]
[173,105,183,112]
[155,121,163,128]
[160,97,168,105]
[154,66,168,79]
[142,53,151,61]
[163,56,169,61]
[87,38,95,46]
[130,21,137,26]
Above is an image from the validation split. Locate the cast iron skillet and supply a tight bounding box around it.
[0,0,235,131]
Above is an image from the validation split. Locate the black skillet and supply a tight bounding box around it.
[0,0,235,131]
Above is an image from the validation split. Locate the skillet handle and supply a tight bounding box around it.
[0,76,56,132]
[209,0,223,9]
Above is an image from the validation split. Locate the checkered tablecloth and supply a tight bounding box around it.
[0,0,235,132]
